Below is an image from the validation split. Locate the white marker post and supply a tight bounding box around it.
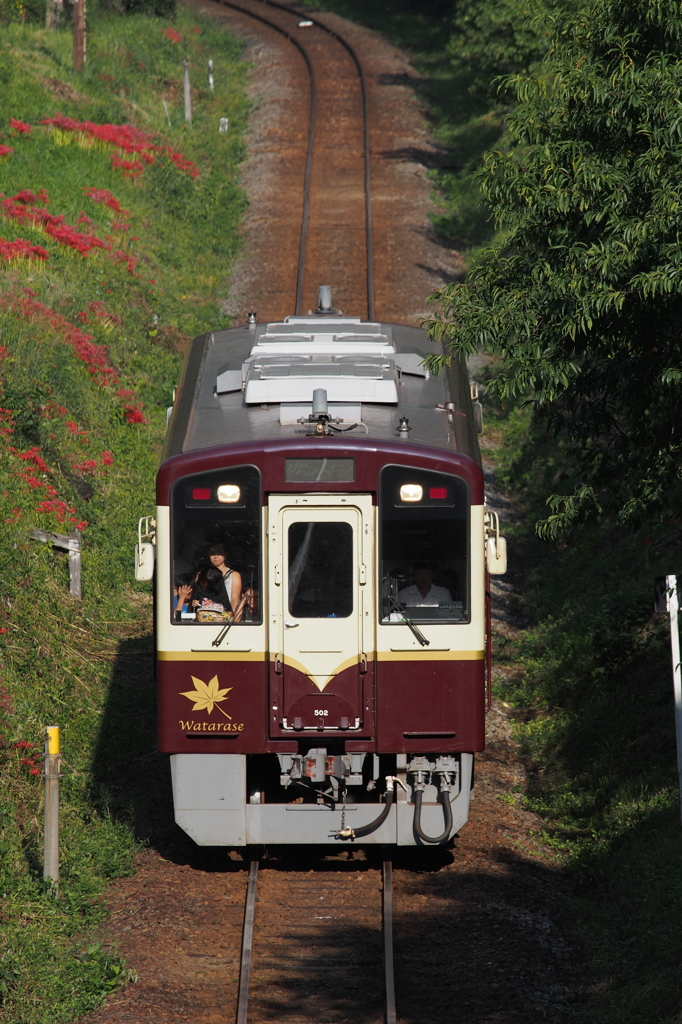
[44,726,61,892]
[655,576,682,824]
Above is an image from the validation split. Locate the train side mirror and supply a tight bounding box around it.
[484,508,507,575]
[135,515,156,581]
[135,542,155,582]
[486,534,507,575]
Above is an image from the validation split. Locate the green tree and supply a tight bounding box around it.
[428,0,682,534]
[448,0,573,106]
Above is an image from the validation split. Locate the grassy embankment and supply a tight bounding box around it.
[310,3,682,1021]
[0,9,247,1020]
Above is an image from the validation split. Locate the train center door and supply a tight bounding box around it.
[268,495,374,735]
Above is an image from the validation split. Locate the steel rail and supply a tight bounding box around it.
[235,858,259,1024]
[259,0,374,320]
[213,0,316,316]
[212,0,373,319]
[383,860,397,1024]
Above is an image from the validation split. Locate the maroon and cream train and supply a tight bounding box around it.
[135,294,506,846]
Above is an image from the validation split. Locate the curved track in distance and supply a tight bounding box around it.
[215,0,374,319]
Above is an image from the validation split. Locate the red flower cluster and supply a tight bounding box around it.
[117,388,147,424]
[111,248,139,275]
[41,114,200,179]
[9,119,32,134]
[83,187,128,216]
[163,27,183,43]
[5,291,115,385]
[35,498,87,531]
[0,237,49,262]
[0,145,14,158]
[2,194,106,256]
[9,446,51,473]
[167,150,200,177]
[12,741,41,776]
[110,154,145,179]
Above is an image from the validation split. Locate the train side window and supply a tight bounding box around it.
[379,465,470,624]
[288,521,353,618]
[170,465,261,625]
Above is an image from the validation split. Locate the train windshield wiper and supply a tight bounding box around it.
[387,595,430,647]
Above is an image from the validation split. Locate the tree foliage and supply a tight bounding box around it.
[448,0,575,105]
[428,0,682,534]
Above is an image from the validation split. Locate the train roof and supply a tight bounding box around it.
[163,314,481,465]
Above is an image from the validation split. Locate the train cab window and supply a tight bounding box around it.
[379,465,470,624]
[170,465,261,624]
[288,521,353,618]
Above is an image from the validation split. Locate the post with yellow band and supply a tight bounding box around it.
[44,726,61,893]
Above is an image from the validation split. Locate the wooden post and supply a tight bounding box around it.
[29,528,82,599]
[44,726,61,893]
[73,0,86,71]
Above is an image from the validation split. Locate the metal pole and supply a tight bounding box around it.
[208,58,214,92]
[666,575,682,824]
[183,60,192,126]
[44,726,61,892]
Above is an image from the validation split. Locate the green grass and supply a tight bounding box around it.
[0,9,248,1021]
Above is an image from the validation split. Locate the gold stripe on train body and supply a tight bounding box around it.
[159,650,483,674]
[159,650,267,662]
[271,653,364,692]
[378,650,484,661]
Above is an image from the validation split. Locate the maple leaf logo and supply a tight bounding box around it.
[180,675,233,718]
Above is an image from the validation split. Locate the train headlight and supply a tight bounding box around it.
[399,484,423,503]
[217,484,241,503]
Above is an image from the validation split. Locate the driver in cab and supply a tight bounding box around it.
[398,564,451,607]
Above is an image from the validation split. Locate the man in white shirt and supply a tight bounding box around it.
[398,565,451,607]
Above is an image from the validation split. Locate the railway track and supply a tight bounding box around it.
[234,858,396,1024]
[209,0,374,319]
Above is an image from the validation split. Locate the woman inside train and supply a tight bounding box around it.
[207,543,243,618]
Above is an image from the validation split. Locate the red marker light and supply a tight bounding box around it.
[429,487,447,499]
[192,488,211,500]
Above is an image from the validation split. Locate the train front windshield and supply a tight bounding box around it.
[170,465,261,624]
[379,465,470,623]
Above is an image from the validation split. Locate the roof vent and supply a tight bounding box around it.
[315,285,335,315]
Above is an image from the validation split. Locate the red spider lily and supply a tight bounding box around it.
[83,188,129,216]
[9,119,32,134]
[11,189,49,205]
[0,237,49,261]
[163,27,183,43]
[123,405,146,424]
[0,145,14,158]
[12,741,34,749]
[3,508,22,523]
[110,154,146,178]
[101,450,114,465]
[111,249,139,275]
[71,459,98,473]
[9,446,51,473]
[2,195,107,255]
